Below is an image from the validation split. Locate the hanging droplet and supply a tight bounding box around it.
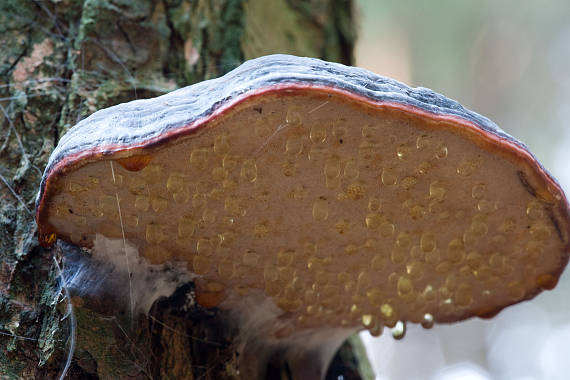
[421,313,434,329]
[391,320,406,340]
[381,168,398,186]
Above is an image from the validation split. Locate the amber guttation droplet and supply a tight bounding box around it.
[285,137,303,155]
[454,284,473,307]
[369,322,383,337]
[361,125,379,138]
[178,216,194,238]
[371,254,386,271]
[344,159,359,180]
[146,223,165,244]
[416,135,431,150]
[196,238,213,256]
[116,154,152,171]
[265,281,281,297]
[173,190,190,204]
[530,221,551,240]
[286,107,302,126]
[424,249,440,264]
[477,200,493,214]
[214,134,230,155]
[143,164,162,183]
[190,148,209,170]
[99,195,117,215]
[144,245,172,265]
[166,173,185,193]
[420,232,437,252]
[218,260,235,278]
[400,176,417,190]
[396,232,412,248]
[396,144,411,161]
[253,223,269,237]
[526,200,544,220]
[536,273,557,290]
[128,176,146,195]
[308,146,327,161]
[397,276,413,297]
[365,214,383,230]
[406,261,424,280]
[151,196,168,213]
[380,303,397,327]
[193,256,211,275]
[310,124,327,143]
[471,184,486,199]
[381,168,397,186]
[429,181,446,201]
[277,249,295,267]
[332,124,347,139]
[435,144,448,159]
[391,247,407,265]
[240,159,258,182]
[447,238,465,263]
[416,161,431,175]
[368,197,381,212]
[456,158,480,176]
[324,157,341,179]
[312,198,329,221]
[359,140,379,161]
[362,314,374,328]
[243,250,259,266]
[507,281,525,300]
[379,221,395,237]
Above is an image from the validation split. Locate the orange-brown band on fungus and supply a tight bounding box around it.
[194,279,227,308]
[116,154,153,171]
[536,273,558,290]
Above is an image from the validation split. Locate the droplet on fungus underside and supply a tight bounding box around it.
[36,55,570,343]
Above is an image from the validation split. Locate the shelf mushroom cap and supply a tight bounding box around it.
[36,54,570,336]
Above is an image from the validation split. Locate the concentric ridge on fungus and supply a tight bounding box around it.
[36,54,570,337]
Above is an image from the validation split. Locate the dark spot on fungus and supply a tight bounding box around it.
[548,210,565,242]
[518,170,537,197]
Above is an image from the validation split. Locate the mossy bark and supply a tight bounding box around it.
[0,1,362,378]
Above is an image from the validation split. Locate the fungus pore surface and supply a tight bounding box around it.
[36,55,570,339]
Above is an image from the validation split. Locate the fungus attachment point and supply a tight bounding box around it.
[36,55,570,374]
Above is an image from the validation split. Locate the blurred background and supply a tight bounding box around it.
[354,1,570,380]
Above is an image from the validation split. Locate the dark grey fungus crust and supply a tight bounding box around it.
[37,54,548,204]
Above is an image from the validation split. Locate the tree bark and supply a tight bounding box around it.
[0,0,362,379]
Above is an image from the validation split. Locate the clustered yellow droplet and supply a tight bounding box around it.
[48,98,564,342]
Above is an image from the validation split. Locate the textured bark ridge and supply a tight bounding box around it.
[0,1,358,379]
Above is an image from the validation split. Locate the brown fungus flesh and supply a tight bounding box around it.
[36,55,570,339]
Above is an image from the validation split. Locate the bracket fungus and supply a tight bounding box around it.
[36,55,570,375]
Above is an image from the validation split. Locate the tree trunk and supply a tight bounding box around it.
[0,1,361,379]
